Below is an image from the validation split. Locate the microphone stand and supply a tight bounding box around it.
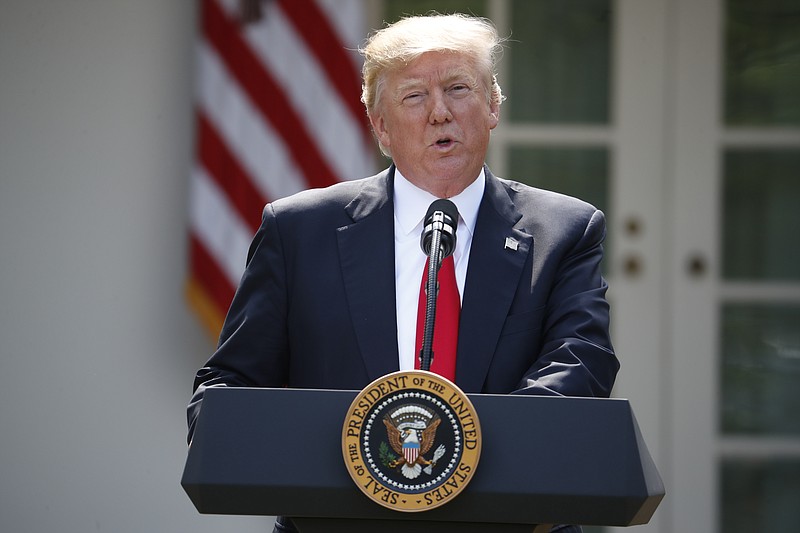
[419,229,445,372]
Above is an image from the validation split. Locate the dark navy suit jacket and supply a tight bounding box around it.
[188,166,618,439]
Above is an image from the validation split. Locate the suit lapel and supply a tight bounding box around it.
[456,170,532,392]
[337,169,400,381]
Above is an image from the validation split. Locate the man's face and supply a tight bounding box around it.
[369,51,500,198]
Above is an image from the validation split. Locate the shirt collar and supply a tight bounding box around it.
[393,167,485,238]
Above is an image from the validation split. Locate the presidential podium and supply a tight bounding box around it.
[182,387,664,532]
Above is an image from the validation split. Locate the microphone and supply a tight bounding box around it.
[418,199,459,373]
[420,199,459,259]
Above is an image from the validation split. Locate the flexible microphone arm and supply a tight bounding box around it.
[419,200,459,373]
[419,229,444,372]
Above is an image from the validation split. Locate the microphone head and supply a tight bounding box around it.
[421,199,459,258]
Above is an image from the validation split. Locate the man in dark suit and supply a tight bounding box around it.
[188,13,618,533]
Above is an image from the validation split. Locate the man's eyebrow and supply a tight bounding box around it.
[394,78,426,96]
[441,68,477,85]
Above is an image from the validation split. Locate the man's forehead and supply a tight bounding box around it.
[391,56,478,87]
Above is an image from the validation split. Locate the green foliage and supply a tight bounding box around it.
[379,441,398,466]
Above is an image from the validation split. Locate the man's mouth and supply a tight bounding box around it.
[435,137,453,147]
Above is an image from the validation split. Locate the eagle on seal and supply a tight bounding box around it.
[383,405,444,479]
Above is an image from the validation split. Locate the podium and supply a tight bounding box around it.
[182,387,664,532]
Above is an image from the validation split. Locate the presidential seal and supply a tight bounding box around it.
[341,370,481,512]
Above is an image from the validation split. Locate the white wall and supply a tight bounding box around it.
[0,2,269,531]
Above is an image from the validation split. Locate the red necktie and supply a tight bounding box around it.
[415,255,460,381]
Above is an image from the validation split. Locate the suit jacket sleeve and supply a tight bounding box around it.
[512,208,618,398]
[187,203,289,442]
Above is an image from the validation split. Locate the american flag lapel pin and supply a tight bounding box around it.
[504,236,519,251]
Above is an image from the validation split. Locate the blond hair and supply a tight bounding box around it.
[359,13,505,118]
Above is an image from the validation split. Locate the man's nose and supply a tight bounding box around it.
[428,91,453,124]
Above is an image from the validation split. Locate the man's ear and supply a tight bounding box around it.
[488,100,500,130]
[369,112,390,150]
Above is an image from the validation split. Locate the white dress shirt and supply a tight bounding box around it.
[393,168,485,371]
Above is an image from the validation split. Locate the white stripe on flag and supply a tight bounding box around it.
[189,165,253,287]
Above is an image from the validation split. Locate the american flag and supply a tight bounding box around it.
[186,0,375,336]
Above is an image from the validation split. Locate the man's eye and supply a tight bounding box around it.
[402,93,424,104]
[449,84,470,95]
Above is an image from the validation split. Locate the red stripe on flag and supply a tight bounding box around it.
[202,0,339,190]
[196,110,267,233]
[278,0,372,143]
[189,233,236,314]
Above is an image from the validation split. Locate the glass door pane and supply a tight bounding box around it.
[720,303,800,435]
[722,149,800,280]
[721,460,800,532]
[724,0,800,125]
[508,0,612,123]
[507,147,610,213]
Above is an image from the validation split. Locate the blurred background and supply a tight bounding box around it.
[0,1,798,532]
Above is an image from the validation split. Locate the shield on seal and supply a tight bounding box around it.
[403,440,420,464]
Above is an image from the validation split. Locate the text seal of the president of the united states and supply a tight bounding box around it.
[342,370,481,512]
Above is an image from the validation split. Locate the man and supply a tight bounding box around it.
[188,13,618,533]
